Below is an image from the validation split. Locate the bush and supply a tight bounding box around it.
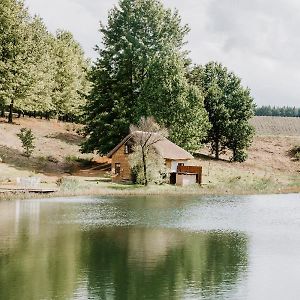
[129,145,168,185]
[231,150,248,163]
[17,128,35,157]
[290,145,300,161]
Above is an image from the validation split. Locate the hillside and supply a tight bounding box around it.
[0,116,299,195]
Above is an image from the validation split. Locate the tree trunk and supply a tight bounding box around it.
[215,138,219,160]
[232,148,237,162]
[142,149,148,186]
[8,100,14,123]
[0,108,4,117]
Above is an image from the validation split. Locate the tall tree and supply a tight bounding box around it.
[0,0,32,122]
[82,0,209,155]
[52,30,90,120]
[15,16,55,117]
[190,62,255,161]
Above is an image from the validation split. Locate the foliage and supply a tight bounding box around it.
[0,0,90,122]
[128,117,168,185]
[17,127,35,157]
[51,30,90,119]
[129,145,168,185]
[82,0,209,155]
[189,62,255,161]
[256,106,300,117]
[0,0,32,122]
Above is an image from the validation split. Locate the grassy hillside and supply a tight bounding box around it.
[0,116,299,196]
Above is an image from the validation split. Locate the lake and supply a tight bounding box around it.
[0,194,300,300]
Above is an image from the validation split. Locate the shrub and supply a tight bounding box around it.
[17,128,35,157]
[290,145,300,161]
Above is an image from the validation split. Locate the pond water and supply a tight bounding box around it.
[0,194,300,300]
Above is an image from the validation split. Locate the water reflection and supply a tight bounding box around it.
[0,200,82,300]
[82,228,248,300]
[0,199,248,300]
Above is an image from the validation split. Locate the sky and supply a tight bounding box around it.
[24,0,300,107]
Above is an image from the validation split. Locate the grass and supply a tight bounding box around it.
[0,116,300,200]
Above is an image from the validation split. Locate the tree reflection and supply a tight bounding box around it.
[82,228,248,300]
[0,201,82,300]
[0,199,248,300]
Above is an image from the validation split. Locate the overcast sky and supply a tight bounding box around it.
[25,0,300,107]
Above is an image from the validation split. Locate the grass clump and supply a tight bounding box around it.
[56,177,80,191]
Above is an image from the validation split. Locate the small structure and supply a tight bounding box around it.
[107,131,202,185]
[176,165,202,186]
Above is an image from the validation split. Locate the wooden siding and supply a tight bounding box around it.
[177,165,202,184]
[111,144,132,182]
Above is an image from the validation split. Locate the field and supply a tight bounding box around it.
[0,116,299,197]
[250,116,300,136]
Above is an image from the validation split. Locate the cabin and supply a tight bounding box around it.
[107,131,202,185]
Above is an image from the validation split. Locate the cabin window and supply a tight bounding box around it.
[124,144,129,154]
[115,163,121,175]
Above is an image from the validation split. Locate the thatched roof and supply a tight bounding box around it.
[107,131,193,160]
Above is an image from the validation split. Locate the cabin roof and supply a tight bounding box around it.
[107,131,194,160]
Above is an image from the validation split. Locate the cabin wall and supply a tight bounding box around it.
[111,144,131,182]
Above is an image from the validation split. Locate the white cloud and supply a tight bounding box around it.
[24,0,300,106]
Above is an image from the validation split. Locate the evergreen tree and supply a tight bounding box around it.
[190,62,255,161]
[82,0,209,155]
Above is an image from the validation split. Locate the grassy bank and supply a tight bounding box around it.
[0,116,299,200]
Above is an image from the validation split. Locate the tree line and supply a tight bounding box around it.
[255,106,300,117]
[2,0,256,162]
[82,0,255,162]
[0,0,90,123]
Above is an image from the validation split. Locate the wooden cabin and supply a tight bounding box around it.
[107,131,202,185]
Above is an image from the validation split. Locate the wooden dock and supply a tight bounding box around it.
[0,187,58,194]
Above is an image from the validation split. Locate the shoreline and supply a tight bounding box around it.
[1,182,299,201]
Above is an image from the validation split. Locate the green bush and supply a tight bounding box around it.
[17,128,35,157]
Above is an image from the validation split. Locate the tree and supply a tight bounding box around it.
[51,30,90,121]
[189,62,255,161]
[14,17,55,117]
[17,128,35,157]
[128,117,168,186]
[82,0,209,155]
[0,0,32,123]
